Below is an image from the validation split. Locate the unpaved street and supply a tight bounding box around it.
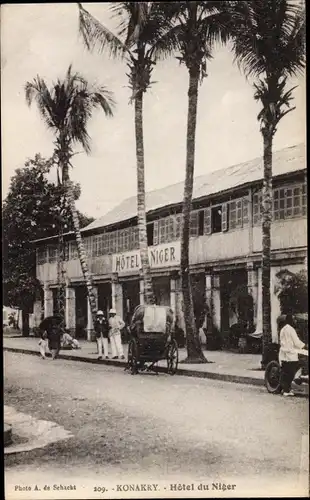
[4,351,309,498]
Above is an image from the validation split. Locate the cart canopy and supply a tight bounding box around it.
[131,305,174,334]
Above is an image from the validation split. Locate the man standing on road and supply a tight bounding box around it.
[279,314,307,397]
[108,308,125,360]
[94,310,109,360]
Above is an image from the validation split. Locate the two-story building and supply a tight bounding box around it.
[33,143,307,343]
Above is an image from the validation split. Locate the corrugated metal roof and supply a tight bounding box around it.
[84,143,305,232]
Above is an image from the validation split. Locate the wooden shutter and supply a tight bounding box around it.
[222,203,228,232]
[242,198,249,226]
[190,211,199,237]
[204,207,212,235]
[153,220,159,245]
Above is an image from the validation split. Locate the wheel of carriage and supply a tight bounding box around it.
[265,360,282,394]
[127,339,139,375]
[167,339,178,375]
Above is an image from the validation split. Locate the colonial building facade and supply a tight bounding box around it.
[33,143,307,343]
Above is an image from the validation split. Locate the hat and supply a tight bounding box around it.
[109,308,116,314]
[96,310,104,316]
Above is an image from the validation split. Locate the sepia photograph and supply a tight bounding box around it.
[2,1,308,499]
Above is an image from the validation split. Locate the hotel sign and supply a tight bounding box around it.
[112,242,180,274]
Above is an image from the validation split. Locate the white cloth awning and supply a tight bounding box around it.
[143,306,167,333]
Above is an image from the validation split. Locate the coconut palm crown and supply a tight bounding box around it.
[230,0,305,366]
[78,2,178,305]
[25,65,115,331]
[25,65,114,180]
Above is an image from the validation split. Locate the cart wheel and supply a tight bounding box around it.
[167,339,178,375]
[128,339,138,375]
[265,360,282,393]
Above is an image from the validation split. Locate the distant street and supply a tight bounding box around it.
[4,351,309,498]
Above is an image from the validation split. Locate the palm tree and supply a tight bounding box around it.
[78,2,173,305]
[151,1,231,363]
[25,65,115,330]
[230,0,305,367]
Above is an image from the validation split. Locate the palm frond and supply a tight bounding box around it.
[149,23,183,60]
[231,0,306,79]
[78,3,130,58]
[25,64,115,157]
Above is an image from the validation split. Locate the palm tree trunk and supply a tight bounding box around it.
[57,216,66,331]
[62,164,98,330]
[134,91,155,305]
[181,67,207,364]
[261,131,273,368]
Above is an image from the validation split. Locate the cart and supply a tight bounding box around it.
[265,348,309,393]
[127,305,178,375]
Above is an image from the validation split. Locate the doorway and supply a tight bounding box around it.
[122,280,140,325]
[191,273,206,329]
[153,277,170,306]
[75,286,88,339]
[220,269,248,337]
[98,283,112,319]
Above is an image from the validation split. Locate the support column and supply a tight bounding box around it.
[65,286,76,335]
[139,279,145,306]
[247,262,259,329]
[170,277,176,314]
[256,268,263,334]
[43,284,53,318]
[87,286,98,341]
[205,271,212,313]
[212,275,221,331]
[33,300,43,328]
[111,274,123,318]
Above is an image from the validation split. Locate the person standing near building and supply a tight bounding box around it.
[279,314,307,397]
[94,310,109,360]
[39,315,62,360]
[38,331,49,359]
[108,308,125,359]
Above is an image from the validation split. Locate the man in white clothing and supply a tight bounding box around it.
[279,314,307,397]
[94,310,109,360]
[108,309,125,359]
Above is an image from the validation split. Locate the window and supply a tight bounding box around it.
[69,240,78,260]
[157,215,177,244]
[253,191,263,225]
[147,223,154,246]
[204,207,211,235]
[83,236,93,257]
[117,230,125,252]
[190,211,199,237]
[48,244,58,263]
[254,183,306,224]
[153,221,159,245]
[302,183,307,215]
[129,226,139,250]
[109,231,117,253]
[243,197,249,225]
[273,184,306,220]
[93,235,103,257]
[102,233,110,254]
[152,214,183,245]
[211,205,223,233]
[37,247,47,265]
[229,199,243,230]
[175,214,182,239]
[198,210,204,236]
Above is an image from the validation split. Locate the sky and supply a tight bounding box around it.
[1,3,306,220]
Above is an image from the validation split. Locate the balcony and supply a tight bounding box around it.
[189,229,250,265]
[252,218,307,253]
[36,255,112,284]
